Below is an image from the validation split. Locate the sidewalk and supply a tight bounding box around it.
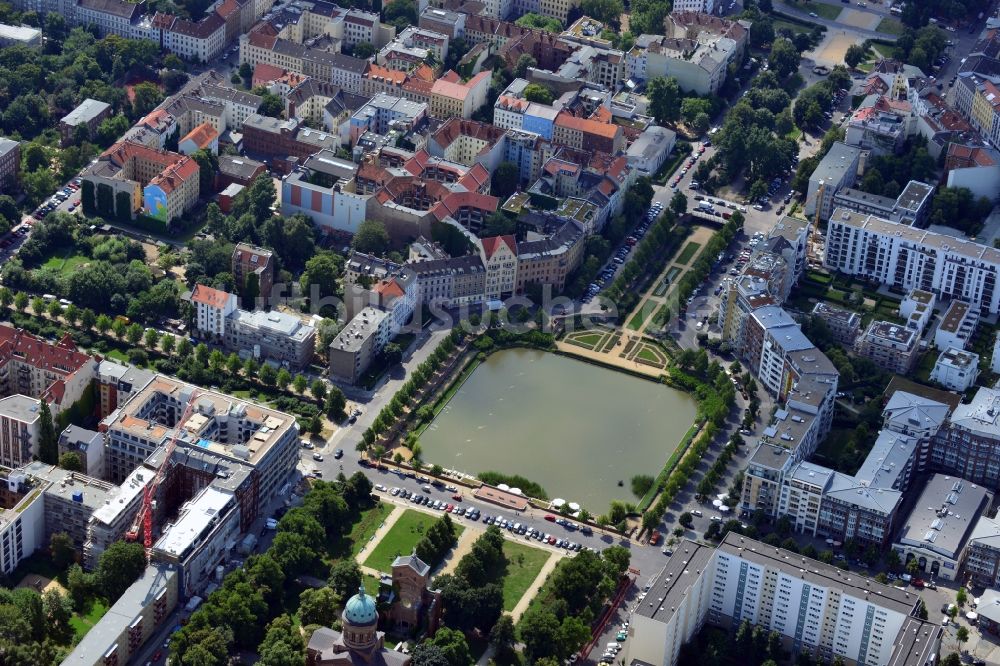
[510,552,560,622]
[355,504,405,574]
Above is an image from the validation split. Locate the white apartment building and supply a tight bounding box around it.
[934,299,979,350]
[672,0,714,10]
[825,208,1000,316]
[191,284,239,338]
[930,347,980,391]
[624,534,941,666]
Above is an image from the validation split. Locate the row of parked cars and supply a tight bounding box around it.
[483,515,586,551]
[584,202,663,301]
[34,177,82,219]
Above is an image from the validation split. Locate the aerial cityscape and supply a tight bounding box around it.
[0,0,999,664]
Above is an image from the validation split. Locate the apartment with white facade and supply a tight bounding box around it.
[930,347,980,391]
[623,533,941,666]
[825,208,1000,316]
[191,284,239,338]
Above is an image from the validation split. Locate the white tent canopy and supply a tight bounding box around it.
[551,498,566,507]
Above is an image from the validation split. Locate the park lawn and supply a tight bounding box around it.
[350,502,395,557]
[627,300,658,331]
[70,598,109,643]
[566,332,604,350]
[876,17,905,35]
[773,18,812,35]
[636,346,664,365]
[363,509,463,572]
[675,241,701,266]
[501,541,551,611]
[42,251,90,274]
[799,1,841,20]
[104,348,129,364]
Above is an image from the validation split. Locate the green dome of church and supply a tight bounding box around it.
[343,586,378,626]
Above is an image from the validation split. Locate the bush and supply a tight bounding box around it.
[478,471,547,500]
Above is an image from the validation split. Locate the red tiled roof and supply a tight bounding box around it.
[0,325,93,405]
[365,63,406,85]
[481,234,516,259]
[215,0,239,18]
[191,284,233,308]
[253,62,286,87]
[150,156,199,194]
[412,64,436,82]
[430,191,499,221]
[375,279,405,298]
[554,111,621,139]
[180,122,219,150]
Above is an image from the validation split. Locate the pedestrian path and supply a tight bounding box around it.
[355,504,404,575]
[510,552,560,622]
[559,224,715,375]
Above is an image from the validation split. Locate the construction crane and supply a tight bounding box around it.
[126,389,200,563]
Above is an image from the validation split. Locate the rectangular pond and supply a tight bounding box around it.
[419,348,699,513]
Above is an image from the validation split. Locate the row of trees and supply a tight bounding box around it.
[696,431,744,497]
[414,513,459,569]
[792,66,851,130]
[517,547,630,663]
[434,526,507,635]
[170,475,374,664]
[359,330,463,456]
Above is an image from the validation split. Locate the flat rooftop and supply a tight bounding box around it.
[896,474,990,558]
[634,540,714,622]
[234,309,314,342]
[719,533,920,615]
[866,320,917,347]
[330,307,388,353]
[107,375,297,467]
[939,300,972,334]
[154,486,234,558]
[812,301,860,325]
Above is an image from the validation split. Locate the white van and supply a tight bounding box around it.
[606,642,621,651]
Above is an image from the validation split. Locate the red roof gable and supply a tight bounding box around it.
[481,235,516,259]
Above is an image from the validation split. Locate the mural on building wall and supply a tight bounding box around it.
[144,185,168,221]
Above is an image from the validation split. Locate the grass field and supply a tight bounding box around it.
[876,17,904,34]
[42,251,90,274]
[773,18,813,35]
[675,241,701,266]
[104,348,129,363]
[501,541,551,611]
[565,332,605,350]
[636,346,663,364]
[350,502,394,557]
[70,599,109,642]
[798,1,841,19]
[627,300,659,331]
[364,509,463,572]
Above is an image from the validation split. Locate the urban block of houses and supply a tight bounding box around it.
[622,533,941,666]
[899,288,936,334]
[0,325,97,467]
[854,320,920,375]
[930,347,980,392]
[82,141,200,223]
[625,12,749,95]
[810,302,862,346]
[825,208,1000,316]
[60,98,112,146]
[830,179,934,227]
[934,299,979,350]
[190,284,317,368]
